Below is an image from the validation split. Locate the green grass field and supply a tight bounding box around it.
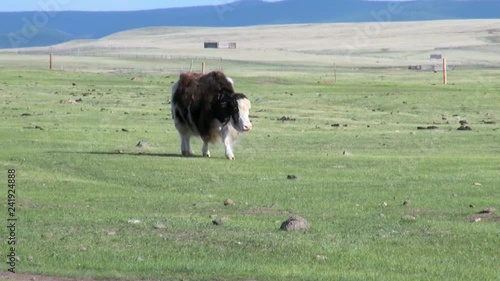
[1,19,500,281]
[1,61,499,280]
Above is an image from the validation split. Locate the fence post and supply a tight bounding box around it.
[202,62,206,74]
[443,58,447,85]
[49,53,53,70]
[189,60,193,72]
[334,62,337,84]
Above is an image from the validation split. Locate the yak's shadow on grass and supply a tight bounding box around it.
[51,151,204,159]
[88,151,189,158]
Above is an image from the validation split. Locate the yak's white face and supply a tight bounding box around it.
[236,98,252,132]
[226,76,252,132]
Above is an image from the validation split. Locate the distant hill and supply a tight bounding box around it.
[1,0,499,49]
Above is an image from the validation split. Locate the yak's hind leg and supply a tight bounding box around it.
[202,141,211,158]
[175,122,194,156]
[180,134,194,156]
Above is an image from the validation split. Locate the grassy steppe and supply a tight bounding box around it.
[1,62,499,280]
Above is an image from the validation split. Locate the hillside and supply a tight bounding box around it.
[6,19,499,71]
[1,0,500,49]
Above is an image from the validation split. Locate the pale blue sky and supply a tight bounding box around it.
[0,0,283,12]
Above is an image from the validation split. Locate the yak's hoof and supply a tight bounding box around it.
[181,151,195,156]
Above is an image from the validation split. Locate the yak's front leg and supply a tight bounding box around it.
[222,134,235,160]
[224,145,235,160]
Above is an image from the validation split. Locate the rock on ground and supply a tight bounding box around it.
[280,215,310,231]
[224,198,234,206]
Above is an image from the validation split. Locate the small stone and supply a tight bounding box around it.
[342,150,352,156]
[479,208,495,214]
[224,199,234,206]
[153,223,166,229]
[280,215,310,231]
[469,204,475,208]
[472,217,481,223]
[381,202,388,207]
[287,174,298,180]
[136,140,148,148]
[457,125,472,131]
[401,215,416,222]
[403,200,411,206]
[278,116,296,122]
[482,120,496,125]
[212,219,224,226]
[316,255,328,261]
[127,219,141,224]
[122,128,129,132]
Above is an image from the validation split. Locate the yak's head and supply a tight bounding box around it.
[213,91,252,132]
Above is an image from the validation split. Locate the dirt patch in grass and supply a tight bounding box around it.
[470,208,499,223]
[478,215,500,223]
[0,272,122,281]
[160,231,208,242]
[403,208,454,217]
[242,206,291,215]
[405,208,500,223]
